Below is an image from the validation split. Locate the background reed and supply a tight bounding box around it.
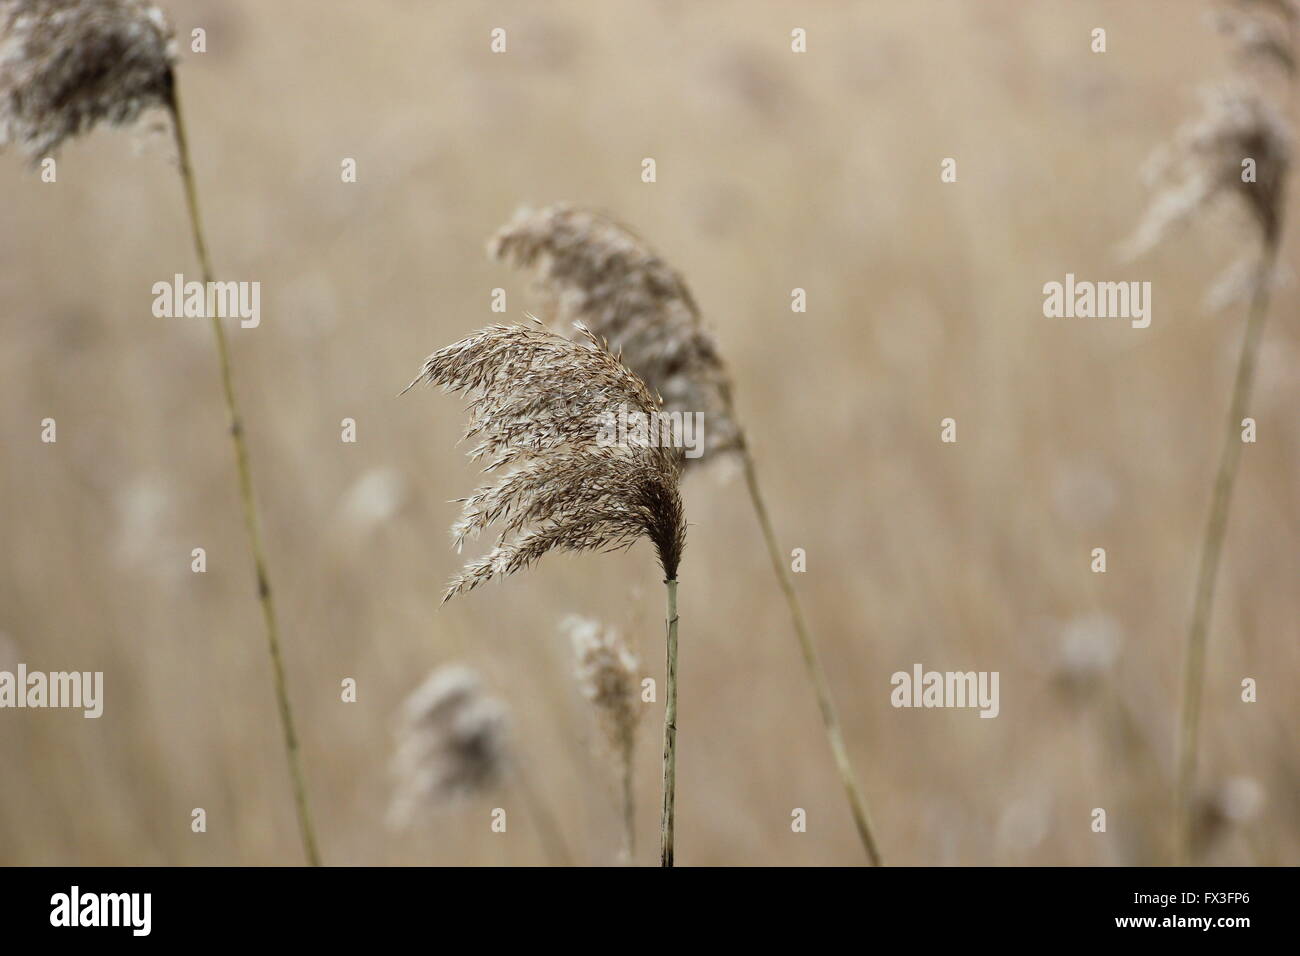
[389,663,573,864]
[2,0,1295,867]
[1125,0,1294,865]
[0,0,320,866]
[566,615,642,862]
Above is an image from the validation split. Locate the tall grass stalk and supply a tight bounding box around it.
[166,85,321,867]
[1175,241,1278,866]
[659,578,679,867]
[1122,1,1293,864]
[740,446,884,865]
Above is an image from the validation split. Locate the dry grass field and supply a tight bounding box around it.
[1,0,1296,865]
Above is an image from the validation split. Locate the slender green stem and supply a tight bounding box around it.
[167,82,321,867]
[1174,241,1277,866]
[660,578,679,867]
[739,443,884,866]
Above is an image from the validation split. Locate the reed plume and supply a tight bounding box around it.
[1126,0,1293,866]
[0,0,173,156]
[389,664,572,864]
[565,614,642,862]
[490,204,742,460]
[0,0,321,865]
[390,665,510,816]
[491,204,884,865]
[405,318,687,866]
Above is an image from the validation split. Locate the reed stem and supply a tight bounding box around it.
[1174,240,1277,866]
[166,81,322,867]
[660,578,679,867]
[739,442,884,866]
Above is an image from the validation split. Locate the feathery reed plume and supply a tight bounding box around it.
[390,665,510,816]
[1127,2,1293,866]
[489,204,742,460]
[565,615,641,862]
[405,319,687,866]
[389,664,572,865]
[1123,83,1290,266]
[491,205,885,865]
[0,0,321,865]
[0,0,174,157]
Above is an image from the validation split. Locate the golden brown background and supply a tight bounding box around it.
[1,0,1297,865]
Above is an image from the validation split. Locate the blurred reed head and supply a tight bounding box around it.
[564,614,640,760]
[1126,1,1294,297]
[405,318,687,598]
[1214,0,1298,76]
[388,665,510,825]
[1127,83,1291,256]
[489,203,743,461]
[0,0,176,158]
[1193,775,1265,853]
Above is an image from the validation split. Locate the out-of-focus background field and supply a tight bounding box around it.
[1,0,1297,866]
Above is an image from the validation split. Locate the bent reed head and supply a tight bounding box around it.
[405,318,686,599]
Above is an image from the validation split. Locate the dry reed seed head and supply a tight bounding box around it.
[1214,2,1298,74]
[1125,81,1292,263]
[0,0,176,158]
[388,665,510,823]
[564,615,641,756]
[489,203,743,462]
[406,320,686,599]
